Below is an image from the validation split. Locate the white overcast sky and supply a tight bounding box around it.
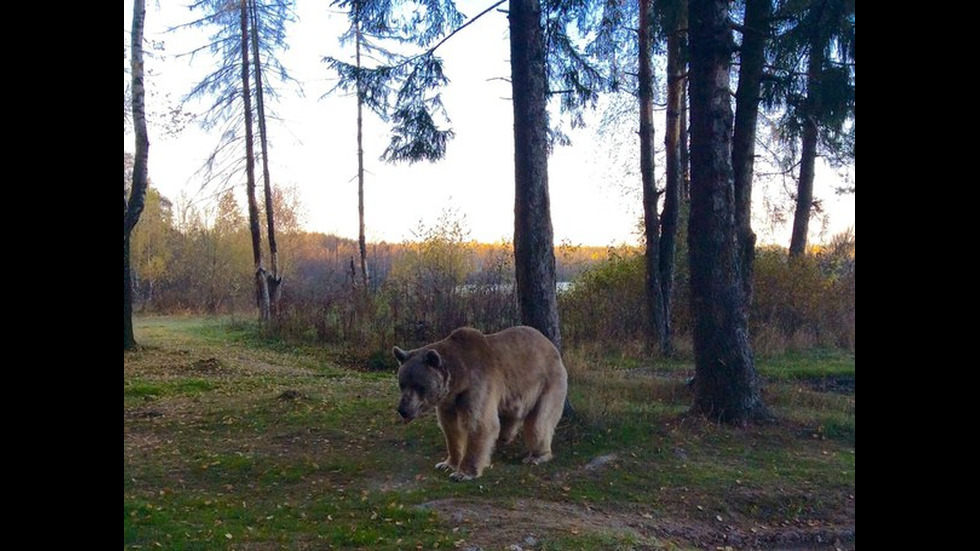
[124,0,854,247]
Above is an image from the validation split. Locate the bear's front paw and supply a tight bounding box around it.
[435,460,455,472]
[449,471,475,482]
[523,452,553,465]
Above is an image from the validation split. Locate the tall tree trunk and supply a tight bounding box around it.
[355,15,370,293]
[680,72,690,200]
[732,0,770,300]
[241,0,270,321]
[125,0,149,351]
[639,0,667,354]
[249,0,282,314]
[660,0,687,357]
[508,0,568,414]
[789,34,823,258]
[687,0,770,425]
[124,231,135,348]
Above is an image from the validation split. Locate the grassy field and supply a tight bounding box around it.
[124,315,855,550]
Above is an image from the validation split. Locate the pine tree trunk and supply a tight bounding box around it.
[680,76,690,200]
[125,0,149,351]
[687,0,771,425]
[355,16,370,293]
[732,0,770,299]
[789,31,823,258]
[508,0,567,413]
[241,0,270,321]
[639,0,667,354]
[660,0,687,357]
[249,0,281,314]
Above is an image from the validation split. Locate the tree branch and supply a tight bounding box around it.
[422,0,507,59]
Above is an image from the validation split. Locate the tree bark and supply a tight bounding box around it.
[249,0,281,314]
[125,230,135,348]
[508,0,567,413]
[789,33,823,258]
[660,0,687,357]
[125,0,149,351]
[732,0,770,299]
[687,0,770,425]
[355,14,370,293]
[679,71,690,200]
[639,0,667,354]
[241,0,270,321]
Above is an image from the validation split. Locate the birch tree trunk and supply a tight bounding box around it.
[125,0,149,350]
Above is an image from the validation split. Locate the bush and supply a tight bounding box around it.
[559,247,650,345]
[275,209,521,364]
[559,232,854,354]
[750,235,854,352]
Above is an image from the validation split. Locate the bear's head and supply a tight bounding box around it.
[392,346,450,422]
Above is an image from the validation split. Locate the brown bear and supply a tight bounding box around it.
[393,326,568,481]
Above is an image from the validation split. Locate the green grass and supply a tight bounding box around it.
[757,347,855,380]
[125,315,855,550]
[124,378,215,398]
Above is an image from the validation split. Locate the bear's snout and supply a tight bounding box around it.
[397,402,418,422]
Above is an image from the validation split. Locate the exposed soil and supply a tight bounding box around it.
[418,495,854,550]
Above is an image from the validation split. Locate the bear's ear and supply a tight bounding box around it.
[423,349,442,369]
[393,346,409,364]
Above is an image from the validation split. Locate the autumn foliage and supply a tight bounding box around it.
[129,186,854,357]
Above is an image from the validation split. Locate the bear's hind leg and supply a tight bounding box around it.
[522,380,566,465]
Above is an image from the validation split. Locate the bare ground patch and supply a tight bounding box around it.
[418,496,854,550]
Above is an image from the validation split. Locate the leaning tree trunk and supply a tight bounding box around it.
[732,0,770,300]
[249,0,282,314]
[508,0,568,414]
[639,0,667,354]
[660,0,687,357]
[125,0,149,351]
[687,0,771,425]
[241,0,270,321]
[789,30,824,258]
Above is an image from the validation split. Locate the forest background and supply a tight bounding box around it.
[123,0,854,361]
[124,0,854,545]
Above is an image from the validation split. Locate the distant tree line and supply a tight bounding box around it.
[127,178,853,358]
[126,183,603,323]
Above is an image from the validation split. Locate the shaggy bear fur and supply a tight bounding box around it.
[393,326,568,481]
